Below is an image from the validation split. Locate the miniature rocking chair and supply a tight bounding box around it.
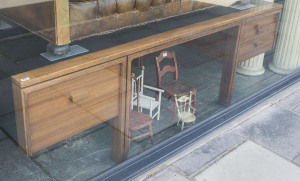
[129,75,154,146]
[131,66,164,120]
[174,91,196,130]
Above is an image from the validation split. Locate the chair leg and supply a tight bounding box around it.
[150,109,152,118]
[177,119,181,126]
[128,131,131,148]
[138,57,143,67]
[193,92,197,109]
[149,125,153,144]
[171,101,176,122]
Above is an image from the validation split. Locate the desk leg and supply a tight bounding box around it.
[111,116,126,163]
[219,26,241,106]
[111,61,128,163]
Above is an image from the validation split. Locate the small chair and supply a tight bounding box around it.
[175,92,196,130]
[129,75,154,146]
[131,66,164,120]
[155,51,197,122]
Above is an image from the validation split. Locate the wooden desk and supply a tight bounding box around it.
[11,3,282,162]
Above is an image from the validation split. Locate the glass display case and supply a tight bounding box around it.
[0,0,298,180]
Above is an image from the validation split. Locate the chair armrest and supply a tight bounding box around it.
[140,95,156,101]
[143,85,164,93]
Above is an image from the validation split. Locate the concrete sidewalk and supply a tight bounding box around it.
[135,80,300,181]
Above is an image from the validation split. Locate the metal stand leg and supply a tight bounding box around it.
[47,42,70,55]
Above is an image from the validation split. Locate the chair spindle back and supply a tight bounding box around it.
[174,92,193,116]
[131,75,141,112]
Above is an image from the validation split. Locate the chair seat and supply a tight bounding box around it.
[133,96,160,111]
[161,80,196,96]
[178,112,196,123]
[129,112,153,131]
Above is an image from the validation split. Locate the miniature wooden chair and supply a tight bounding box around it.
[155,50,197,122]
[131,66,164,120]
[174,92,196,130]
[129,75,154,146]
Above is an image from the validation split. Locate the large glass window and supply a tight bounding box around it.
[0,0,298,180]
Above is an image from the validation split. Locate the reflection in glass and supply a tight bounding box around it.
[0,0,295,180]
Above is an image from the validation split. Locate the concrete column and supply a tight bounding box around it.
[0,19,12,30]
[237,0,274,76]
[237,53,266,76]
[269,0,300,74]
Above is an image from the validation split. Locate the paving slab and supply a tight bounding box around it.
[146,166,189,181]
[294,88,300,96]
[234,105,300,160]
[173,131,245,176]
[0,139,52,181]
[194,141,300,181]
[293,155,300,166]
[293,104,300,115]
[277,89,300,110]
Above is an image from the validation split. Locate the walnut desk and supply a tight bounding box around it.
[11,3,282,162]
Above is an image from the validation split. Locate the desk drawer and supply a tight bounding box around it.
[238,35,275,62]
[242,12,280,33]
[26,63,122,153]
[240,22,278,47]
[238,11,281,62]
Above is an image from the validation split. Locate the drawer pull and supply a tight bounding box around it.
[70,90,89,102]
[256,27,264,34]
[254,41,263,48]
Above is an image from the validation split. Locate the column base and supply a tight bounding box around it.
[268,61,298,75]
[236,64,265,76]
[46,42,70,56]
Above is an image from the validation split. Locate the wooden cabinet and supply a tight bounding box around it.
[11,3,283,161]
[238,11,281,62]
[13,58,127,156]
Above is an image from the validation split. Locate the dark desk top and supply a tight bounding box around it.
[3,1,281,88]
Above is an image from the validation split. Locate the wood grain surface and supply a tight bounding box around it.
[12,3,282,89]
[11,3,283,159]
[13,57,127,156]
